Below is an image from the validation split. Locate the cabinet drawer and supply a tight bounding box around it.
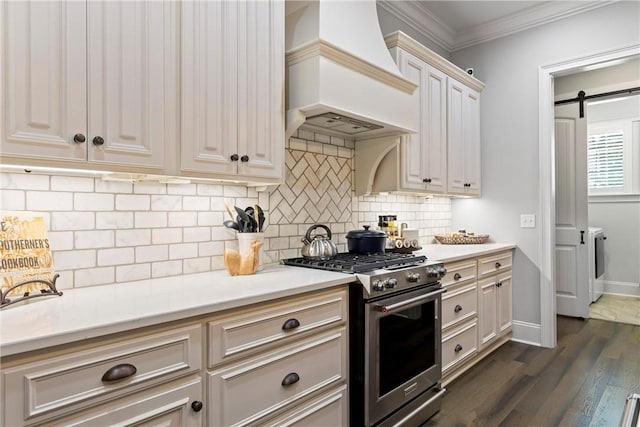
[442,321,478,373]
[208,328,347,426]
[40,375,202,427]
[478,251,512,277]
[441,259,477,287]
[208,287,347,367]
[2,324,201,425]
[262,385,348,427]
[442,283,477,330]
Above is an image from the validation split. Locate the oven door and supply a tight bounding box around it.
[364,285,444,426]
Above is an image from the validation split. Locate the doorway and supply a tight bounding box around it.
[538,44,640,348]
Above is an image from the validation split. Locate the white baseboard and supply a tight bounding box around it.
[511,320,542,346]
[603,280,640,297]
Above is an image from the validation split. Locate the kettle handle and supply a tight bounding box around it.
[305,224,332,242]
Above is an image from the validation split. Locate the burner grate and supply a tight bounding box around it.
[281,253,427,273]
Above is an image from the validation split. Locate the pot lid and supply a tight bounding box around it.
[346,225,386,239]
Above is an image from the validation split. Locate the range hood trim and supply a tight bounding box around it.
[286,39,417,95]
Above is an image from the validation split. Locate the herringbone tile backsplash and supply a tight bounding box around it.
[262,130,451,264]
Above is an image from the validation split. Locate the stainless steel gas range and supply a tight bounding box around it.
[282,253,447,426]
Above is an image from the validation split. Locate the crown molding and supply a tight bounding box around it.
[377,0,455,52]
[453,1,616,51]
[378,0,616,53]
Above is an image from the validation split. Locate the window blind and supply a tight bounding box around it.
[587,130,624,189]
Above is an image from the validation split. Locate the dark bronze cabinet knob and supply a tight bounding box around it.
[73,133,86,144]
[453,272,462,280]
[495,262,501,269]
[455,344,463,352]
[92,136,105,146]
[422,178,432,183]
[230,154,239,161]
[240,155,249,162]
[191,401,203,412]
[454,304,463,313]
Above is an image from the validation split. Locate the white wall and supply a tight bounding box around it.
[448,1,640,329]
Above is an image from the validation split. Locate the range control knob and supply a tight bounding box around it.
[426,267,440,278]
[407,272,421,283]
[372,280,386,292]
[386,278,398,289]
[437,266,447,277]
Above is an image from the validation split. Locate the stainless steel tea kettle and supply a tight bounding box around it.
[301,224,339,260]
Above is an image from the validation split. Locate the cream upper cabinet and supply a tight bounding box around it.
[447,78,481,196]
[181,0,284,183]
[1,1,177,172]
[395,49,447,194]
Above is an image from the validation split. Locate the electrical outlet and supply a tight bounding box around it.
[520,214,536,228]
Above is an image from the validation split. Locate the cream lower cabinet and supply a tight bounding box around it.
[1,0,177,173]
[440,250,513,385]
[1,324,203,426]
[0,286,349,427]
[205,286,349,426]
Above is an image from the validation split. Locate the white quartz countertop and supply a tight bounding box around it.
[417,243,516,263]
[0,266,354,357]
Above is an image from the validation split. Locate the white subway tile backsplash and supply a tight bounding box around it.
[48,231,74,251]
[136,245,169,263]
[96,212,134,229]
[182,196,210,211]
[54,249,96,270]
[1,172,49,190]
[52,212,95,231]
[98,247,134,266]
[51,176,94,192]
[75,230,114,249]
[152,260,182,278]
[183,257,211,274]
[27,191,73,211]
[116,229,151,247]
[152,228,182,244]
[116,264,151,282]
[169,211,198,227]
[135,212,167,228]
[116,194,150,211]
[184,227,211,243]
[74,193,114,211]
[1,190,25,210]
[0,132,452,291]
[75,267,115,287]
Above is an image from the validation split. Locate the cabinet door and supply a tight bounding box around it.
[237,0,284,180]
[464,88,481,195]
[1,1,87,162]
[478,276,498,347]
[423,66,447,193]
[497,272,513,334]
[181,0,238,175]
[87,0,175,170]
[447,79,466,194]
[398,50,428,191]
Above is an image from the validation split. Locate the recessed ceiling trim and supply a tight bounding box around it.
[377,0,455,52]
[378,0,617,53]
[453,1,616,51]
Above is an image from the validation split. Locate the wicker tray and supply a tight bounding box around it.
[434,234,489,245]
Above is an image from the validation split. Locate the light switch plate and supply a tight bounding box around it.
[520,214,536,228]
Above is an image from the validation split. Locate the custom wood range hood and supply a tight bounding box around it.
[285,0,418,140]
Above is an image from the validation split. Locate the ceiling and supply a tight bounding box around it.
[378,1,615,52]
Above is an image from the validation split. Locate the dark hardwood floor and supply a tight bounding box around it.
[426,316,640,427]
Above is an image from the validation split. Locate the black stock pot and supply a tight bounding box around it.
[346,226,387,254]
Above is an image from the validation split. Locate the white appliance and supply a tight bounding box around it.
[588,227,606,303]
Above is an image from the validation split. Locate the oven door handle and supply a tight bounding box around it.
[374,288,446,313]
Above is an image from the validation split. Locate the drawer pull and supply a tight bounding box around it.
[454,344,463,353]
[454,304,463,313]
[281,372,300,386]
[282,318,301,330]
[495,262,502,269]
[453,273,462,280]
[101,363,137,383]
[496,281,502,288]
[191,401,203,412]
